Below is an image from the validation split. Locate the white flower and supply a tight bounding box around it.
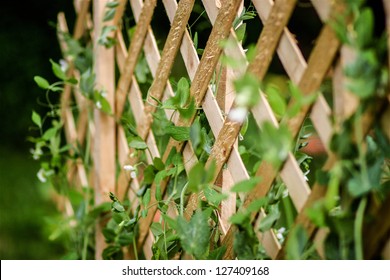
[59,59,68,72]
[123,165,135,171]
[101,91,107,98]
[276,227,286,241]
[282,189,289,198]
[228,107,247,124]
[124,165,137,179]
[30,147,43,160]
[37,168,47,183]
[96,101,102,109]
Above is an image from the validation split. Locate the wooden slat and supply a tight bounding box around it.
[115,0,157,118]
[93,0,116,259]
[223,15,341,259]
[195,0,298,258]
[137,0,195,140]
[136,0,243,250]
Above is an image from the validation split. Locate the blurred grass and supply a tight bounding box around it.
[0,145,65,259]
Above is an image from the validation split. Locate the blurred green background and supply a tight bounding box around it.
[0,0,74,259]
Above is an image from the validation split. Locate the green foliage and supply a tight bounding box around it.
[256,122,292,168]
[162,78,196,120]
[28,0,389,261]
[177,210,211,259]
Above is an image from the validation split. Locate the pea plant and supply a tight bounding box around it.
[29,0,389,260]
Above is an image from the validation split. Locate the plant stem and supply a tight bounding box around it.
[354,196,367,260]
[133,235,139,260]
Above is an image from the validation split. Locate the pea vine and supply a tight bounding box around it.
[29,0,389,260]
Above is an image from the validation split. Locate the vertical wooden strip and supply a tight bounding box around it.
[93,0,116,259]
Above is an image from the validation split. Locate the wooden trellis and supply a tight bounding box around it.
[55,0,390,259]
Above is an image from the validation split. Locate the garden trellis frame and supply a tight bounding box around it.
[54,0,390,259]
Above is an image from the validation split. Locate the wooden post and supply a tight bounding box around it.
[93,0,116,259]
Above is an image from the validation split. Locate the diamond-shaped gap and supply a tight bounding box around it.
[149,0,171,51]
[240,0,263,50]
[119,0,136,48]
[187,0,213,58]
[286,1,323,61]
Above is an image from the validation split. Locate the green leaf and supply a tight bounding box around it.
[102,228,116,242]
[177,210,210,259]
[80,69,95,97]
[258,205,280,232]
[104,7,116,22]
[106,1,119,8]
[255,122,292,168]
[190,116,202,153]
[235,23,246,42]
[42,127,58,140]
[128,138,148,150]
[143,165,157,185]
[204,186,228,206]
[93,91,112,114]
[143,188,151,208]
[50,59,67,80]
[32,111,42,128]
[112,201,125,212]
[354,8,374,49]
[229,211,250,225]
[187,161,215,192]
[153,157,165,171]
[266,85,286,118]
[231,177,261,193]
[166,125,190,141]
[98,25,117,48]
[155,185,162,201]
[34,76,50,90]
[118,232,134,246]
[306,201,327,227]
[246,197,268,213]
[151,222,164,237]
[286,225,308,260]
[177,78,190,107]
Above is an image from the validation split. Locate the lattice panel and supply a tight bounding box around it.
[54,0,390,260]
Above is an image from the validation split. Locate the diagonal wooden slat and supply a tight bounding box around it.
[222,11,341,259]
[184,0,298,219]
[115,0,157,119]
